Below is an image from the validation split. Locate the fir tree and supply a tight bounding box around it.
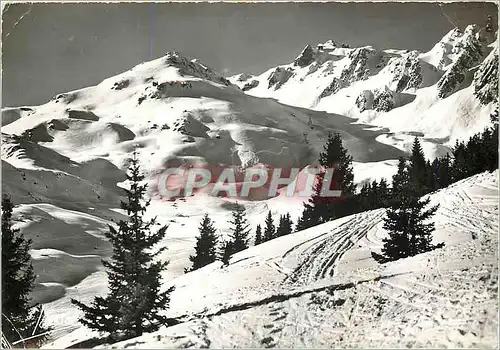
[358,182,371,211]
[263,210,275,242]
[2,195,51,346]
[276,213,293,237]
[298,132,356,228]
[319,132,356,220]
[185,214,218,272]
[378,178,390,207]
[451,140,469,181]
[285,213,294,236]
[391,157,410,204]
[254,224,263,245]
[450,111,498,182]
[228,204,250,254]
[276,215,285,237]
[71,153,174,342]
[370,180,379,207]
[435,154,452,189]
[376,184,443,262]
[425,159,437,191]
[219,240,233,266]
[483,113,499,171]
[408,137,430,195]
[358,178,391,210]
[295,215,307,232]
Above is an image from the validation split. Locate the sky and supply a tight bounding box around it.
[2,1,497,107]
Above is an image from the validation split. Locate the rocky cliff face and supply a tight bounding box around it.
[319,47,377,98]
[231,26,498,124]
[294,44,316,67]
[372,88,395,112]
[242,80,260,91]
[437,25,483,99]
[166,53,232,86]
[268,67,294,90]
[355,90,374,112]
[474,47,498,105]
[385,51,423,92]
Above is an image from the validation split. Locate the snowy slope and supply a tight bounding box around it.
[231,26,498,156]
[43,170,499,349]
[1,49,408,336]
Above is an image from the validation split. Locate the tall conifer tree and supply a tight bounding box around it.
[71,152,173,342]
[227,204,250,254]
[185,214,218,272]
[2,195,51,346]
[263,210,275,242]
[254,224,263,245]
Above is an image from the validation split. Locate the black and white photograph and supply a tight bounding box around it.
[1,1,498,348]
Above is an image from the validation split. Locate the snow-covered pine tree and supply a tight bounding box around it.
[1,195,51,346]
[228,204,250,254]
[185,214,218,272]
[254,224,263,245]
[263,210,275,242]
[71,152,174,342]
[377,183,443,262]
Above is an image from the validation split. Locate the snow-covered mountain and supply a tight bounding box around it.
[1,49,404,340]
[1,23,498,348]
[231,25,498,153]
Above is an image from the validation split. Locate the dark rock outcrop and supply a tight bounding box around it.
[372,88,395,112]
[67,109,99,121]
[242,80,259,91]
[355,90,374,112]
[294,45,316,67]
[268,67,294,90]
